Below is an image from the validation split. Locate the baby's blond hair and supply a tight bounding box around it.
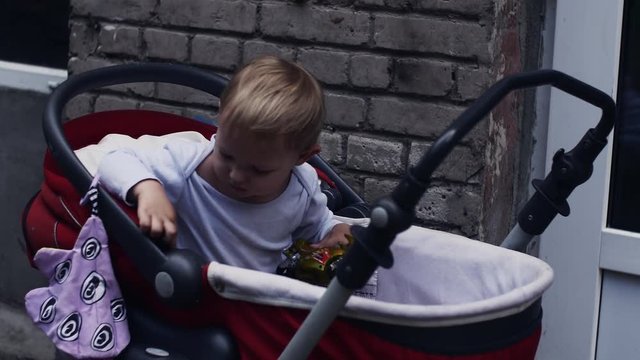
[218,56,325,152]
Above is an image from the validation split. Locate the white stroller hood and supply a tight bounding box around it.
[207,217,553,328]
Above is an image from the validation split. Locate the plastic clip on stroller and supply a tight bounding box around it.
[280,70,616,359]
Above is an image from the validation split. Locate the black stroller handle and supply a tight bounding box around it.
[282,69,616,359]
[340,69,616,288]
[44,63,229,306]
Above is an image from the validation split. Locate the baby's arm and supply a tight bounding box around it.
[98,140,208,246]
[129,179,177,246]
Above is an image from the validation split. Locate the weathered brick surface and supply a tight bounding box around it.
[68,56,117,75]
[456,66,493,100]
[393,59,453,96]
[67,0,534,241]
[384,0,494,16]
[191,35,240,71]
[242,41,297,63]
[299,49,349,86]
[319,131,345,164]
[325,93,366,128]
[415,185,482,236]
[369,96,462,138]
[98,24,140,57]
[350,54,390,88]
[139,101,185,116]
[106,83,155,98]
[64,93,95,120]
[156,84,219,106]
[94,94,138,112]
[156,0,257,33]
[261,4,369,46]
[71,0,156,21]
[409,142,483,183]
[143,29,189,61]
[374,15,490,62]
[346,136,404,174]
[69,21,99,58]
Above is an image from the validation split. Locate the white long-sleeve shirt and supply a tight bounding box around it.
[97,135,338,273]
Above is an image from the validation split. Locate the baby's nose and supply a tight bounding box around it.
[229,167,249,184]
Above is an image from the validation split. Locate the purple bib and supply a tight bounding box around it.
[25,184,130,358]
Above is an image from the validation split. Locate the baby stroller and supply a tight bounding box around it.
[21,63,614,359]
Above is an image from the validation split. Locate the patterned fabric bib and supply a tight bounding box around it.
[25,181,130,358]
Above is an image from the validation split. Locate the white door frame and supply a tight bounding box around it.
[536,0,624,358]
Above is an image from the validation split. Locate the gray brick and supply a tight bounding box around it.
[369,97,462,138]
[385,0,494,16]
[346,136,404,174]
[457,66,493,101]
[68,57,117,76]
[393,59,453,96]
[415,185,481,236]
[144,29,189,61]
[338,172,365,199]
[71,0,156,21]
[374,15,490,62]
[242,41,297,63]
[299,49,349,86]
[139,101,184,116]
[365,178,481,235]
[157,84,219,106]
[355,0,385,6]
[350,54,390,88]
[192,35,240,71]
[64,93,95,120]
[363,178,398,204]
[98,24,140,57]
[325,93,365,128]
[157,0,257,33]
[94,95,138,112]
[106,83,155,98]
[319,131,345,164]
[69,21,98,57]
[409,142,483,183]
[261,4,369,46]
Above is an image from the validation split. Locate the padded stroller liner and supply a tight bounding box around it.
[207,216,553,327]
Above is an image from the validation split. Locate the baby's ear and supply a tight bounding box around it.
[296,144,321,165]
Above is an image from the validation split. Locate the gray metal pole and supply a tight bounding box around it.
[500,224,535,252]
[279,279,353,360]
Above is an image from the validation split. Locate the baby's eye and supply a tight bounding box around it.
[220,152,233,161]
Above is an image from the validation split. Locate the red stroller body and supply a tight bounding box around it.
[22,63,614,359]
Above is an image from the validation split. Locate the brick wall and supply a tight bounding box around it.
[65,0,541,242]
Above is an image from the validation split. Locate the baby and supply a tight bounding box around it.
[97,56,351,273]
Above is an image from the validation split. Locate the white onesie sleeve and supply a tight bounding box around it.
[97,138,212,204]
[291,164,342,243]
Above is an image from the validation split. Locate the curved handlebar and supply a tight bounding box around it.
[394,69,616,209]
[339,69,616,288]
[44,63,229,305]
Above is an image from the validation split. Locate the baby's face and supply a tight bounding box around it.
[205,126,305,203]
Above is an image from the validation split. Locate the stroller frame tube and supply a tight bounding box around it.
[43,63,229,306]
[281,69,616,359]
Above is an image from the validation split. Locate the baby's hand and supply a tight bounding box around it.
[311,223,351,249]
[130,180,177,247]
